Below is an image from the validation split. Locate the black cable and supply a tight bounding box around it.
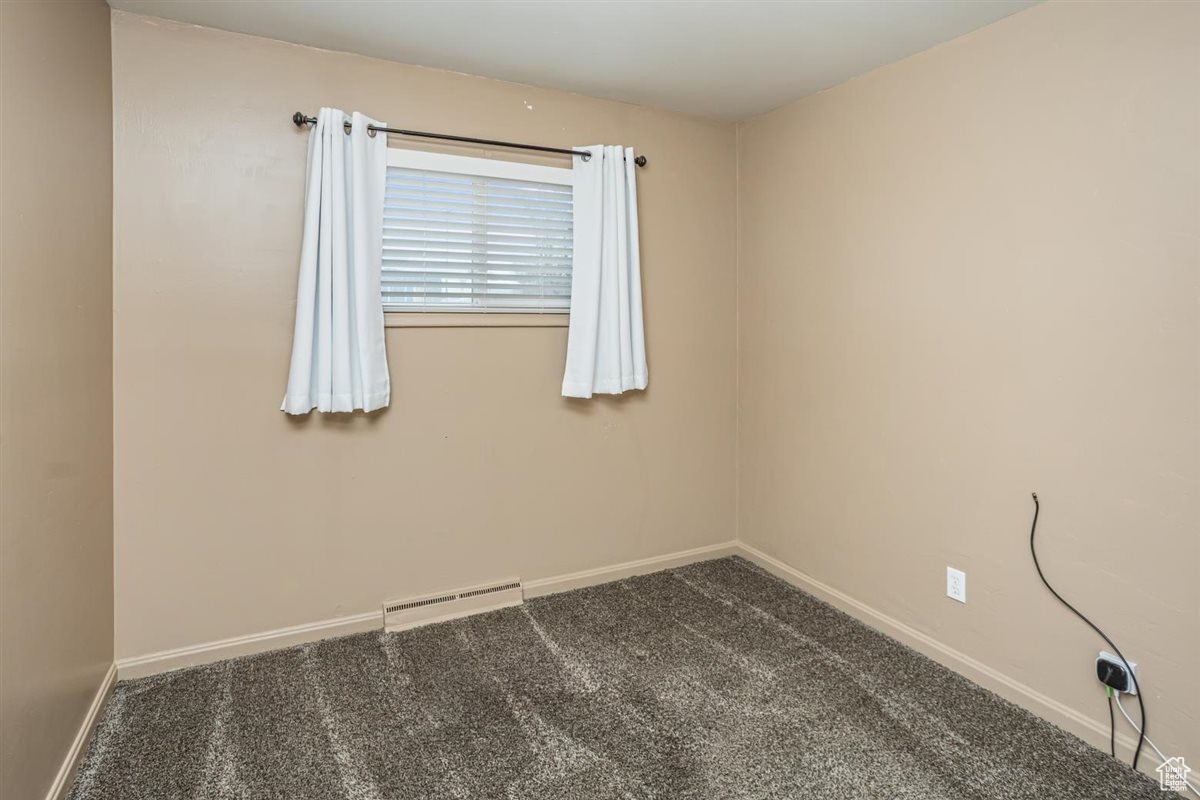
[1028,493,1145,770]
[1108,693,1116,757]
[1100,662,1119,758]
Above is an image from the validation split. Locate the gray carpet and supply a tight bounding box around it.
[70,557,1160,799]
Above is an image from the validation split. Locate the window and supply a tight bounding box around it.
[383,149,574,313]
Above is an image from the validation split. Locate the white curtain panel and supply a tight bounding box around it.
[281,108,391,414]
[561,145,648,398]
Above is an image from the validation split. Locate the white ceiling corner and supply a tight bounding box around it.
[107,0,1039,120]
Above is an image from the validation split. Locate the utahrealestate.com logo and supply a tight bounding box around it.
[1157,756,1191,792]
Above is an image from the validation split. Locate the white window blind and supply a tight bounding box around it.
[383,149,574,313]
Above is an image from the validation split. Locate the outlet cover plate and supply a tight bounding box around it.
[1097,651,1138,694]
[946,567,966,603]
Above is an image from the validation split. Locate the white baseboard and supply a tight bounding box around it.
[525,540,740,598]
[45,662,117,800]
[734,542,1145,770]
[117,610,381,680]
[118,539,739,681]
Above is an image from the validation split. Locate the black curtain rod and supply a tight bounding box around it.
[292,112,646,167]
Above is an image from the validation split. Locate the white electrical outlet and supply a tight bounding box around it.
[1097,651,1138,695]
[946,567,966,603]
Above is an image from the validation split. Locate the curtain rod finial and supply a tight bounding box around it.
[634,155,647,167]
[293,112,312,128]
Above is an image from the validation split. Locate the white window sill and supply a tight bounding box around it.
[384,312,569,328]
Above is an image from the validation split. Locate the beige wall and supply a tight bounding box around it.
[111,12,737,660]
[0,1,115,798]
[738,0,1198,765]
[105,0,1197,769]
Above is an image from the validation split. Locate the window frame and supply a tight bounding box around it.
[382,148,574,327]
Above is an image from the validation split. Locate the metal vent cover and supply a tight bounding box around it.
[382,578,523,633]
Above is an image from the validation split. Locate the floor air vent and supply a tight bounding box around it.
[383,578,523,632]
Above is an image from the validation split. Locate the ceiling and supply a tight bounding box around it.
[107,0,1037,120]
